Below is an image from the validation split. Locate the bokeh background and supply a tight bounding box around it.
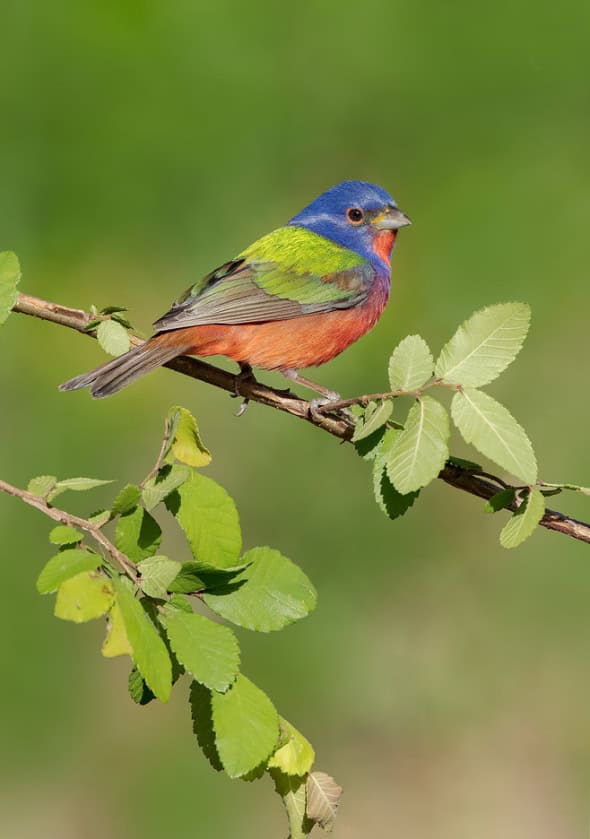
[1,2,590,836]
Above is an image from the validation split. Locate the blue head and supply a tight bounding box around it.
[289,180,411,268]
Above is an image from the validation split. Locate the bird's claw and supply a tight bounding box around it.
[235,398,250,417]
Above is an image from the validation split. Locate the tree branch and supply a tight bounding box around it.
[11,292,590,546]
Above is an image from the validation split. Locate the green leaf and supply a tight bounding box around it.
[128,666,155,705]
[352,400,393,442]
[97,318,131,356]
[54,571,114,622]
[388,334,433,391]
[538,482,590,496]
[484,488,516,513]
[167,561,206,594]
[161,608,240,692]
[203,547,317,632]
[268,718,315,776]
[435,302,530,386]
[48,525,83,545]
[451,388,537,483]
[102,602,132,658]
[385,396,450,493]
[137,555,180,599]
[500,488,545,549]
[113,576,172,702]
[168,593,193,613]
[37,548,102,594]
[100,305,128,315]
[116,507,162,562]
[373,455,420,520]
[88,509,111,527]
[27,475,57,498]
[168,406,212,467]
[211,674,279,778]
[353,425,386,460]
[0,251,21,325]
[48,477,113,501]
[142,464,191,512]
[271,771,312,839]
[306,771,343,831]
[446,455,483,471]
[166,471,242,569]
[111,484,142,515]
[189,680,223,771]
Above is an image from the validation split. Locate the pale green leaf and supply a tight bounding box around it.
[142,464,191,511]
[169,406,212,467]
[97,318,130,356]
[161,608,240,692]
[352,400,393,442]
[451,388,537,483]
[102,602,132,658]
[137,555,180,599]
[435,302,530,386]
[539,482,590,496]
[27,475,57,498]
[271,771,312,839]
[189,680,223,771]
[211,674,279,778]
[116,507,162,562]
[113,576,172,702]
[111,484,142,515]
[388,334,433,391]
[166,471,242,569]
[0,251,21,325]
[268,718,315,776]
[306,771,343,831]
[49,477,113,502]
[500,488,545,549]
[48,525,82,545]
[54,571,114,622]
[203,547,316,632]
[37,548,101,594]
[385,396,450,493]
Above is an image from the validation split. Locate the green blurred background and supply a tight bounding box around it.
[1,2,590,836]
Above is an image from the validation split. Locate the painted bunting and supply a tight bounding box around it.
[60,180,410,400]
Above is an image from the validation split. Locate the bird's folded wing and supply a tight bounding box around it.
[153,226,372,332]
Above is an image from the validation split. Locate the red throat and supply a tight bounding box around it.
[372,230,396,264]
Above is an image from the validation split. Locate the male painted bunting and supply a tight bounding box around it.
[60,180,410,400]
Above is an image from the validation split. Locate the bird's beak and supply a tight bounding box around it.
[372,207,412,230]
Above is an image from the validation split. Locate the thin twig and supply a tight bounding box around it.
[10,291,590,546]
[0,477,139,581]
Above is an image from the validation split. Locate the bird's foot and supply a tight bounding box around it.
[232,363,257,398]
[281,368,341,401]
[308,396,354,422]
[235,398,250,417]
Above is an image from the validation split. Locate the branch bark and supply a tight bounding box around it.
[11,292,590,546]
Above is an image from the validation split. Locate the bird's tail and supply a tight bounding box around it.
[59,333,191,398]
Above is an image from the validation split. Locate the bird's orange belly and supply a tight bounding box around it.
[181,299,386,370]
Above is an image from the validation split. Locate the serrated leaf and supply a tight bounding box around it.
[166,471,242,569]
[37,548,102,593]
[168,406,212,467]
[0,251,21,325]
[484,488,516,513]
[190,680,223,771]
[97,318,130,356]
[54,571,114,622]
[137,555,180,598]
[373,458,420,520]
[88,509,111,527]
[385,396,450,493]
[271,770,312,839]
[49,477,113,502]
[353,425,387,460]
[128,666,155,705]
[451,388,537,483]
[111,484,142,515]
[306,771,343,831]
[168,593,193,613]
[268,719,315,776]
[500,488,545,549]
[388,334,433,391]
[161,609,240,692]
[27,475,57,498]
[116,506,162,562]
[435,303,530,386]
[48,525,83,545]
[113,576,172,702]
[352,400,393,442]
[167,562,206,594]
[211,674,279,778]
[203,547,316,632]
[102,602,132,658]
[142,464,191,511]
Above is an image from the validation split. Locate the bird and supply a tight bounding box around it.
[60,180,410,402]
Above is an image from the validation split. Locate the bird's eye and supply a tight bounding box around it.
[346,207,364,224]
